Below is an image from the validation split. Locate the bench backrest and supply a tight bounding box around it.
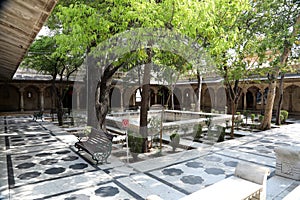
[235,162,270,185]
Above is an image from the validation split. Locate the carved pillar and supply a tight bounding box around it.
[19,88,24,112]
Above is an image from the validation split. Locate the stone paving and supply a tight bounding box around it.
[1,115,300,199]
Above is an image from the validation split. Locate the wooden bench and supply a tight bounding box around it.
[33,111,43,121]
[75,127,115,164]
[147,162,270,200]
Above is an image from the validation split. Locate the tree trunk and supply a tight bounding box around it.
[195,73,202,112]
[230,102,236,138]
[261,15,300,130]
[57,99,64,126]
[140,62,152,153]
[275,73,285,125]
[260,78,277,130]
[95,77,112,131]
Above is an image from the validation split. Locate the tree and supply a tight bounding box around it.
[242,0,300,130]
[49,0,256,150]
[21,36,83,126]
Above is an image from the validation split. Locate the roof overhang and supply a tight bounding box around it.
[0,0,58,81]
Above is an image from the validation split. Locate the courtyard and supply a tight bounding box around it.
[0,114,300,199]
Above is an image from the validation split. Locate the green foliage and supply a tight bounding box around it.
[216,125,226,142]
[170,132,180,152]
[128,131,144,153]
[251,114,256,123]
[280,110,289,123]
[259,115,264,123]
[193,124,202,140]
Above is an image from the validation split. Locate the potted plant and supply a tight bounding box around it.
[170,132,180,152]
[193,124,202,141]
[128,131,144,161]
[216,125,226,142]
[251,113,255,123]
[280,110,289,124]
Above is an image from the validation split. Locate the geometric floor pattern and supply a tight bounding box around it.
[1,115,300,199]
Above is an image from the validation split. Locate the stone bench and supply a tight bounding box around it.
[147,162,270,200]
[274,146,300,180]
[282,185,300,200]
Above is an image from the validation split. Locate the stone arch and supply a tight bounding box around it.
[110,86,122,111]
[246,86,260,110]
[0,84,19,111]
[157,86,170,108]
[215,87,227,112]
[44,86,55,110]
[283,85,300,112]
[24,85,39,111]
[63,86,73,110]
[173,87,182,110]
[202,86,213,112]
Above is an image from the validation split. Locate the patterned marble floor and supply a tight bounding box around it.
[1,115,300,200]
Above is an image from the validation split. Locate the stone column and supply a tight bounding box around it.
[154,90,158,104]
[214,88,218,109]
[19,88,24,112]
[120,88,124,111]
[252,92,256,110]
[243,89,247,111]
[40,88,45,111]
[260,89,265,111]
[76,89,80,110]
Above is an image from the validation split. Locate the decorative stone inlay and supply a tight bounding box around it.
[224,161,238,167]
[15,155,32,160]
[205,168,225,175]
[265,145,275,149]
[204,155,222,162]
[45,140,57,143]
[45,167,66,175]
[94,186,119,197]
[28,138,40,141]
[62,156,79,161]
[11,138,24,142]
[40,159,58,165]
[274,142,291,146]
[65,194,90,200]
[180,175,204,185]
[69,163,88,170]
[186,161,204,168]
[16,162,36,169]
[14,143,26,146]
[162,168,184,176]
[240,146,253,150]
[258,149,272,154]
[260,140,273,143]
[56,150,71,155]
[36,152,52,157]
[17,171,41,180]
[25,135,36,138]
